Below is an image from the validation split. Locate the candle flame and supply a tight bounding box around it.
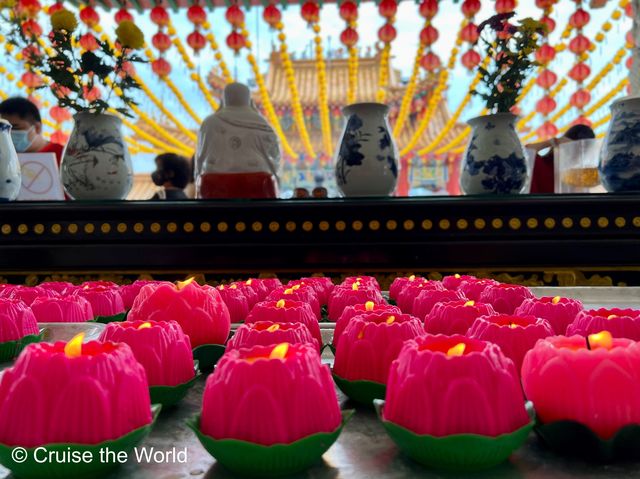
[176,277,195,290]
[588,331,613,350]
[230,284,237,289]
[266,324,280,332]
[352,282,359,291]
[386,315,396,325]
[357,329,365,340]
[409,275,415,281]
[607,314,618,320]
[246,279,253,285]
[454,274,461,279]
[269,343,289,359]
[509,323,520,329]
[284,288,294,295]
[292,284,300,290]
[365,301,375,311]
[218,285,225,290]
[138,322,152,330]
[464,300,475,307]
[552,296,561,305]
[276,299,286,308]
[447,343,466,357]
[64,332,85,358]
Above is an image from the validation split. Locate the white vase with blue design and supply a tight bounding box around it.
[599,97,640,192]
[0,119,21,202]
[335,103,399,197]
[61,112,133,200]
[460,113,529,195]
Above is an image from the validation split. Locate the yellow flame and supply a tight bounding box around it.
[357,329,365,339]
[454,274,461,279]
[552,296,561,305]
[464,300,475,307]
[607,314,618,320]
[409,275,416,281]
[352,282,359,291]
[386,315,396,325]
[509,323,520,329]
[276,299,286,308]
[266,324,280,332]
[269,343,289,359]
[284,288,294,295]
[176,277,195,290]
[138,322,152,330]
[588,331,613,349]
[246,279,253,285]
[447,343,466,357]
[219,284,225,290]
[230,284,237,289]
[365,301,375,311]
[64,332,85,358]
[292,284,300,290]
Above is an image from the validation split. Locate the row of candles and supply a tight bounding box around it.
[0,273,638,472]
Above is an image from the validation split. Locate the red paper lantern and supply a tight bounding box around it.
[419,25,439,46]
[50,131,68,145]
[20,71,41,88]
[187,4,207,25]
[20,44,41,61]
[118,61,136,78]
[570,89,591,109]
[461,49,481,70]
[495,0,516,14]
[340,27,358,48]
[225,5,245,28]
[569,8,590,28]
[151,31,171,52]
[627,56,633,70]
[226,30,246,53]
[569,34,591,55]
[378,23,397,43]
[626,1,634,17]
[419,0,438,20]
[461,23,479,43]
[50,83,71,98]
[17,0,41,18]
[50,106,71,123]
[535,44,555,65]
[47,2,63,15]
[378,0,397,20]
[569,62,591,82]
[263,4,282,28]
[537,121,558,139]
[187,30,206,52]
[572,116,592,128]
[21,19,42,38]
[539,16,556,34]
[83,85,101,102]
[301,1,319,23]
[536,96,557,115]
[152,58,172,77]
[535,0,555,8]
[79,6,99,27]
[79,33,99,51]
[150,6,170,26]
[339,1,358,22]
[626,30,635,47]
[420,52,441,72]
[461,0,481,18]
[114,8,133,24]
[536,69,558,89]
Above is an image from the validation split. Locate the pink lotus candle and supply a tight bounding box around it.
[0,334,151,447]
[0,298,38,342]
[119,280,164,310]
[267,286,321,319]
[2,286,58,306]
[294,277,335,305]
[216,284,250,323]
[515,296,583,334]
[38,281,76,295]
[389,275,423,301]
[242,278,270,302]
[227,321,320,353]
[245,299,321,346]
[412,289,466,322]
[99,320,194,387]
[128,279,231,348]
[396,280,445,314]
[442,274,476,291]
[30,295,94,323]
[425,300,495,335]
[201,342,341,445]
[333,312,423,384]
[259,278,283,293]
[522,332,640,439]
[467,314,554,372]
[72,285,125,318]
[333,301,401,347]
[341,276,380,290]
[479,283,535,314]
[230,282,259,308]
[458,278,499,301]
[566,308,640,340]
[80,280,119,290]
[327,284,385,322]
[384,335,529,436]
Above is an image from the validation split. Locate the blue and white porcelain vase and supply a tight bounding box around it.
[61,112,133,200]
[460,113,529,195]
[599,97,640,192]
[335,103,399,197]
[0,119,21,202]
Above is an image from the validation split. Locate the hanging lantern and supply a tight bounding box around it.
[378,0,397,20]
[536,69,558,89]
[79,5,100,27]
[50,106,71,123]
[460,23,479,43]
[419,0,438,19]
[20,71,42,89]
[151,58,172,77]
[569,89,591,109]
[83,85,102,102]
[627,56,634,70]
[569,34,591,55]
[150,6,170,26]
[263,4,282,28]
[419,25,439,46]
[114,8,133,24]
[461,49,481,70]
[626,1,633,17]
[50,83,71,98]
[568,62,590,82]
[536,96,557,115]
[626,30,635,46]
[420,52,441,72]
[339,1,358,22]
[461,0,481,18]
[21,19,42,38]
[301,1,320,24]
[187,30,207,52]
[495,0,516,14]
[79,33,99,51]
[539,15,556,33]
[340,26,358,48]
[572,116,592,128]
[17,0,41,19]
[118,61,136,78]
[535,0,555,8]
[535,43,555,65]
[226,30,246,53]
[50,131,69,145]
[569,8,590,29]
[152,31,172,52]
[187,4,207,25]
[225,5,245,28]
[378,23,397,43]
[21,44,41,62]
[47,2,63,15]
[537,121,558,139]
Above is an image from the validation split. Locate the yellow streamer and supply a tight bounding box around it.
[311,22,333,157]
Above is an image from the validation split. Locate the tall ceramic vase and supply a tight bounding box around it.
[599,97,640,192]
[460,113,529,195]
[335,103,399,197]
[61,112,133,200]
[0,119,21,202]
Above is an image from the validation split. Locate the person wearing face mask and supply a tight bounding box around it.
[0,97,64,165]
[150,153,191,200]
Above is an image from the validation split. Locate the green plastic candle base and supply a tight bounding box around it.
[332,373,386,407]
[0,404,161,479]
[374,400,534,472]
[192,344,226,371]
[149,373,201,409]
[186,409,354,477]
[93,312,127,324]
[535,420,640,462]
[0,332,44,362]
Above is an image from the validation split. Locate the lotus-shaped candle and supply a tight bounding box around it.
[458,278,499,301]
[2,285,58,306]
[478,283,534,314]
[293,277,334,305]
[515,295,583,334]
[80,280,119,290]
[38,281,75,295]
[216,285,250,323]
[0,298,40,360]
[566,308,640,340]
[412,289,466,321]
[327,283,385,322]
[333,301,401,348]
[267,285,321,320]
[118,280,163,310]
[241,278,270,302]
[442,274,476,290]
[389,275,423,301]
[341,275,380,290]
[260,277,283,293]
[227,321,320,353]
[425,300,495,335]
[245,300,321,346]
[72,285,125,322]
[30,295,94,323]
[396,280,445,314]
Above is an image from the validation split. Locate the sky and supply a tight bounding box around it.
[0,0,632,172]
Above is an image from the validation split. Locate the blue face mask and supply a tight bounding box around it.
[10,127,34,153]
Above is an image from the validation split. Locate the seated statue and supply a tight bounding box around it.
[195,82,281,199]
